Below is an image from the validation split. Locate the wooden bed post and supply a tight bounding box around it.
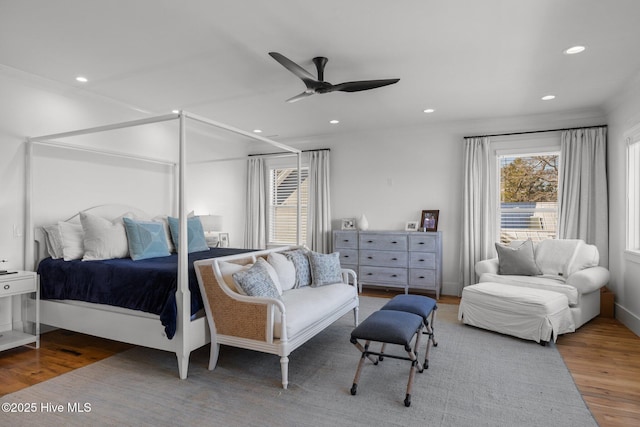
[176,111,191,379]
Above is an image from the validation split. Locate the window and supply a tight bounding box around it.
[498,153,559,244]
[267,165,308,246]
[627,124,640,253]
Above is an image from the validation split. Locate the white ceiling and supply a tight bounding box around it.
[2,0,640,141]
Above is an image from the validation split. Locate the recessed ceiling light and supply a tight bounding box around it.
[541,95,556,101]
[253,129,262,133]
[423,108,435,113]
[564,45,586,55]
[329,119,339,124]
[75,76,88,83]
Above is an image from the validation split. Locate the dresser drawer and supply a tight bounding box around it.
[408,269,436,288]
[359,266,407,285]
[334,231,358,249]
[359,233,407,251]
[0,276,37,297]
[409,252,436,269]
[359,250,407,268]
[337,249,359,267]
[408,233,439,252]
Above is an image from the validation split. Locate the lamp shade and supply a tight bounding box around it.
[199,215,222,232]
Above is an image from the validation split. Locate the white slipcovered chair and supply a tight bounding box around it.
[475,239,610,329]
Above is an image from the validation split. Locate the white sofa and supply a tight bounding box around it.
[194,246,359,389]
[475,239,610,328]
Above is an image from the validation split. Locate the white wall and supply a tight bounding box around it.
[0,70,249,270]
[281,109,606,296]
[606,72,640,335]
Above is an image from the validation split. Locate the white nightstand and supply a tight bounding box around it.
[0,271,39,352]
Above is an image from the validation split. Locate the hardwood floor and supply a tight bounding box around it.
[1,289,639,427]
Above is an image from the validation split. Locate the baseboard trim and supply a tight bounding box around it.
[616,303,640,337]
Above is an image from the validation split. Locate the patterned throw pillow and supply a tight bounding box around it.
[232,258,281,299]
[167,216,209,253]
[283,249,311,288]
[308,251,343,287]
[123,218,171,261]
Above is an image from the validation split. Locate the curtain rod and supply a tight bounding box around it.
[248,148,330,157]
[464,124,607,140]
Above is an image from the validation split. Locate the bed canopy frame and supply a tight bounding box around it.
[24,111,302,378]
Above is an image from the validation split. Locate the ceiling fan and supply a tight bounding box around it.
[269,52,400,103]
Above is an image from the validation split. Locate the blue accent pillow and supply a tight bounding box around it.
[167,216,210,253]
[123,218,171,261]
[283,248,311,288]
[232,258,281,299]
[308,251,342,287]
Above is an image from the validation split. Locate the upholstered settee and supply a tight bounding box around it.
[194,246,359,389]
[475,239,610,328]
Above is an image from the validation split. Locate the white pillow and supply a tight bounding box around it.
[261,258,283,295]
[80,212,129,261]
[152,215,176,253]
[58,221,85,261]
[42,224,64,259]
[267,252,296,291]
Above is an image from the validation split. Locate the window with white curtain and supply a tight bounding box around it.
[266,157,308,246]
[498,152,559,243]
[627,124,640,253]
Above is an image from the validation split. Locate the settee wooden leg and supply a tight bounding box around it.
[208,342,220,370]
[353,306,359,326]
[280,356,289,389]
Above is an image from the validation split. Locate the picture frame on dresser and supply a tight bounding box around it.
[420,210,439,232]
[341,218,356,230]
[405,220,419,231]
[219,233,229,248]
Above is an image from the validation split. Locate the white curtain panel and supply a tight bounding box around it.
[460,137,496,292]
[558,127,609,266]
[307,150,332,252]
[244,157,266,249]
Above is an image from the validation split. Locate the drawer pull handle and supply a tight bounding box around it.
[367,256,373,259]
[391,274,397,277]
[344,255,349,258]
[343,240,349,243]
[367,240,373,243]
[419,242,425,245]
[419,259,425,262]
[3,284,9,290]
[391,241,397,244]
[419,276,425,279]
[391,258,397,261]
[367,273,373,276]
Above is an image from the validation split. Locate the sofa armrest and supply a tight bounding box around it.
[476,258,499,276]
[565,266,610,294]
[340,268,358,290]
[197,263,284,342]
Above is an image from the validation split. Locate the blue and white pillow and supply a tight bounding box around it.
[232,258,281,299]
[308,251,342,287]
[167,216,209,253]
[283,248,312,288]
[123,218,171,261]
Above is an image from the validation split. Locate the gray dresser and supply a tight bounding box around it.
[333,230,442,299]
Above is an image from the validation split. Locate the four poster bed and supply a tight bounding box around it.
[24,111,302,379]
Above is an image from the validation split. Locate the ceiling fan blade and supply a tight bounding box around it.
[286,91,315,103]
[269,52,319,88]
[330,78,400,93]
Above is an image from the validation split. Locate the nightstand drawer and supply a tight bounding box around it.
[0,276,36,297]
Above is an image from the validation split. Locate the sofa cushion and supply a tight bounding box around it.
[495,240,541,276]
[274,283,355,339]
[283,248,312,288]
[308,251,342,287]
[479,273,579,306]
[232,258,281,299]
[267,252,296,291]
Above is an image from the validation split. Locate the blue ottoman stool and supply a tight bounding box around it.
[350,310,424,407]
[381,294,438,369]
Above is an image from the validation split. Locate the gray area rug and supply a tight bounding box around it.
[2,296,596,427]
